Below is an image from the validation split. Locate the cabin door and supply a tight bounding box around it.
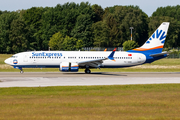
[23,54,28,62]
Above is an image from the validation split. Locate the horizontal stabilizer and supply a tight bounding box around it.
[150,51,169,57]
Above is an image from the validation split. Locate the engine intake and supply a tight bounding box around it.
[60,62,79,72]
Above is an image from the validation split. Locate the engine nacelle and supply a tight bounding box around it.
[60,62,79,72]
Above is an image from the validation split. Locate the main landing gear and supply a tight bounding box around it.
[84,68,91,74]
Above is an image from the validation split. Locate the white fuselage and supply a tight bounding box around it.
[5,51,146,68]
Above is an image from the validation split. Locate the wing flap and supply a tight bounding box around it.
[78,48,116,68]
[78,58,107,68]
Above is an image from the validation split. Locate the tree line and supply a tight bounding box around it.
[0,2,180,53]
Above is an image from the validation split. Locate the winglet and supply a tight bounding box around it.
[108,48,116,61]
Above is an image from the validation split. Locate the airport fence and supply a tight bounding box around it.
[167,53,180,58]
[165,48,180,59]
[82,47,124,51]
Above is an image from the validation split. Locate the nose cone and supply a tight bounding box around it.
[4,58,10,65]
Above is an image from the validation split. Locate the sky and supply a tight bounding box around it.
[0,0,179,16]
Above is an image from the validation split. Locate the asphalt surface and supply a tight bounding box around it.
[0,72,180,87]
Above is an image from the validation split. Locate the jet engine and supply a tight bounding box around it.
[59,62,79,72]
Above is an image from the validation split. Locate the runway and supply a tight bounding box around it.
[0,72,180,87]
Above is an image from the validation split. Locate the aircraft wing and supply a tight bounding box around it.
[78,48,116,68]
[150,51,169,57]
[78,58,108,68]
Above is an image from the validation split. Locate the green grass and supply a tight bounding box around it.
[148,58,180,66]
[0,84,180,119]
[1,54,180,72]
[0,54,12,64]
[1,54,180,119]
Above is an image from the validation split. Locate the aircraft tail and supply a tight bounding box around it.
[128,22,170,54]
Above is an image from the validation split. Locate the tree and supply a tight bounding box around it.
[152,5,180,20]
[22,7,45,50]
[71,14,94,47]
[49,32,64,50]
[104,13,119,47]
[9,18,28,53]
[123,40,139,51]
[23,7,44,29]
[113,6,148,46]
[0,12,19,53]
[76,39,84,50]
[92,5,148,47]
[92,4,104,22]
[0,10,2,15]
[49,32,83,51]
[62,36,83,51]
[92,21,109,47]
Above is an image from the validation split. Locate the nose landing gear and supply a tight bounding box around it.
[20,70,24,74]
[20,68,24,74]
[13,66,24,74]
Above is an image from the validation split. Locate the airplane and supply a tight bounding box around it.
[4,22,170,74]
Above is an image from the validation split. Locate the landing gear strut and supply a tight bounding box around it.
[20,68,24,74]
[85,68,91,74]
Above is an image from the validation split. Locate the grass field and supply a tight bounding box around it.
[1,54,180,119]
[0,84,180,119]
[0,54,12,64]
[1,54,180,72]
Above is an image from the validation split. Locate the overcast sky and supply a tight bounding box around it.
[0,0,179,16]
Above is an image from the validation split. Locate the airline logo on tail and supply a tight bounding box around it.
[146,29,166,44]
[130,22,170,52]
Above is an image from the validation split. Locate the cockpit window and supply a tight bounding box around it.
[11,56,18,58]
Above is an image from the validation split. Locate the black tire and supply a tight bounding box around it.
[86,69,91,74]
[85,69,91,74]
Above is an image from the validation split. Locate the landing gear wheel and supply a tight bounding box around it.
[85,69,91,74]
[87,69,91,74]
[20,70,24,74]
